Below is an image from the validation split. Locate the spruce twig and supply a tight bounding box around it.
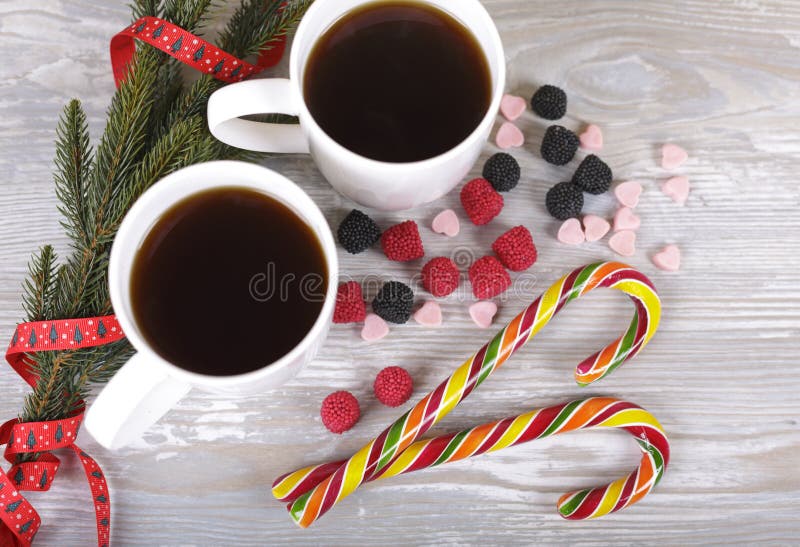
[21,246,58,323]
[53,101,93,248]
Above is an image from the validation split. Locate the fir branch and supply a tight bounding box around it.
[152,0,310,145]
[146,0,221,147]
[131,0,164,19]
[255,0,314,56]
[218,0,282,58]
[18,49,165,426]
[21,246,58,323]
[107,115,205,232]
[53,101,93,248]
[164,0,219,31]
[88,49,160,221]
[218,0,312,59]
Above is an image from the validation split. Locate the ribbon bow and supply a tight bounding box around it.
[0,316,125,546]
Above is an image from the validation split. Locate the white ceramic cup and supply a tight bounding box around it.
[84,161,338,450]
[207,0,506,211]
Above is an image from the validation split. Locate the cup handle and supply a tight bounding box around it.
[207,78,309,154]
[84,352,191,450]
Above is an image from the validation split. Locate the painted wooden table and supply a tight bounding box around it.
[1,0,798,544]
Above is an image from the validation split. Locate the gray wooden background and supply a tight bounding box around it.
[1,0,799,544]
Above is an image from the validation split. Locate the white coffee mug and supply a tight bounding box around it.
[84,161,338,450]
[207,0,506,211]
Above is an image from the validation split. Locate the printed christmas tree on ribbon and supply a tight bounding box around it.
[13,468,23,486]
[97,320,107,338]
[55,424,63,443]
[38,470,47,489]
[20,520,33,534]
[49,324,58,343]
[5,499,22,513]
[152,24,164,38]
[27,430,36,449]
[193,44,205,61]
[170,36,183,53]
[28,330,36,347]
[74,326,83,343]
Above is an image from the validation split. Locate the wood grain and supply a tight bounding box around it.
[1,0,799,544]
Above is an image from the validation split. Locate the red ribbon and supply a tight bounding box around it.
[110,15,286,87]
[1,316,125,546]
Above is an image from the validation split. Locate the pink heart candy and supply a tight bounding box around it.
[431,209,460,237]
[579,124,604,151]
[582,214,611,242]
[614,181,642,208]
[613,207,641,232]
[500,94,526,121]
[469,301,498,329]
[413,300,443,327]
[609,230,636,257]
[361,313,389,342]
[652,244,681,271]
[557,218,585,245]
[661,176,690,205]
[661,144,688,170]
[496,122,524,149]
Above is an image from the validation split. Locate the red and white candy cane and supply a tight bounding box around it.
[272,262,662,527]
[274,397,669,520]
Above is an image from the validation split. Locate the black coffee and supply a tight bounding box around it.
[304,1,492,163]
[130,187,328,376]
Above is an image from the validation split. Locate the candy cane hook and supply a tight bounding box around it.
[274,397,670,520]
[275,262,661,527]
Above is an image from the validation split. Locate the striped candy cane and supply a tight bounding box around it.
[276,262,661,527]
[274,397,669,519]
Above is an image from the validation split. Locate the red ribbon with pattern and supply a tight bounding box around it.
[1,316,125,547]
[110,15,287,87]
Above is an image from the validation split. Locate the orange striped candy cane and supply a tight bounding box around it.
[274,397,669,519]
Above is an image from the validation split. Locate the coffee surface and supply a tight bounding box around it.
[304,1,491,163]
[131,187,328,376]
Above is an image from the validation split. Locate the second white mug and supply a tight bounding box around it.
[207,0,506,211]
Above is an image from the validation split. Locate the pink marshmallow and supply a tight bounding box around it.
[557,218,585,245]
[614,181,643,208]
[613,207,641,232]
[652,244,681,271]
[500,94,527,121]
[431,209,460,237]
[496,122,524,149]
[582,215,611,242]
[661,143,688,170]
[609,230,636,257]
[469,301,498,329]
[361,313,389,342]
[579,124,604,151]
[413,301,443,327]
[661,176,690,205]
